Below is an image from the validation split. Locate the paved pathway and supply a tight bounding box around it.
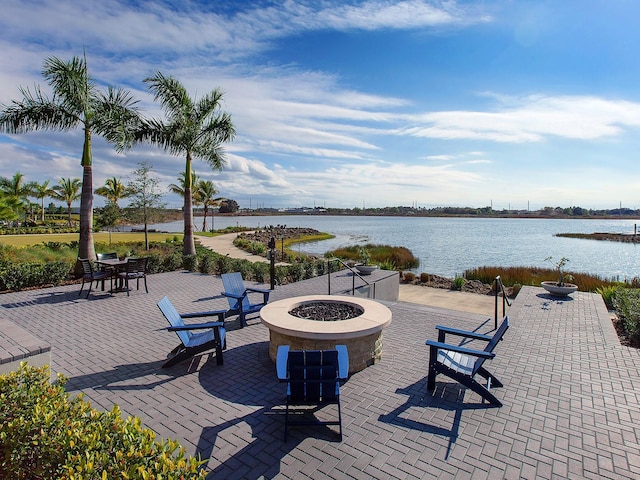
[1,272,638,479]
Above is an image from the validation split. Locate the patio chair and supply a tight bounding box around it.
[426,316,509,406]
[277,345,349,441]
[118,257,148,296]
[78,258,112,298]
[157,296,227,368]
[221,272,270,328]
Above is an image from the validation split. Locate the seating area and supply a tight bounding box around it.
[1,270,638,479]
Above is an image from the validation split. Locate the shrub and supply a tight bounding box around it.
[512,283,522,297]
[251,262,270,283]
[199,253,216,274]
[403,272,416,283]
[0,261,72,291]
[452,276,466,290]
[163,253,183,271]
[215,254,232,274]
[145,253,164,274]
[183,254,198,272]
[613,288,640,341]
[0,363,204,479]
[420,272,430,283]
[596,284,618,309]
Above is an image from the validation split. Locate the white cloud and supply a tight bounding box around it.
[403,95,640,143]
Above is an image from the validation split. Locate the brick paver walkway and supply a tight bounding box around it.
[1,271,638,479]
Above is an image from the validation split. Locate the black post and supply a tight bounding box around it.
[268,236,276,290]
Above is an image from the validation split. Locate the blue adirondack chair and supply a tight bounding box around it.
[426,317,509,406]
[277,345,349,441]
[157,296,227,368]
[221,272,270,328]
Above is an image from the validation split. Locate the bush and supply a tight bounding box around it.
[199,253,216,274]
[0,261,72,291]
[0,363,204,479]
[251,262,270,283]
[403,272,416,283]
[613,288,640,341]
[183,254,198,272]
[163,253,183,272]
[452,276,466,290]
[596,284,618,309]
[420,272,430,283]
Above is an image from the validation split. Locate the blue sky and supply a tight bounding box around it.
[1,0,640,210]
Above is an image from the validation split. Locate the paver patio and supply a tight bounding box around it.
[1,270,639,479]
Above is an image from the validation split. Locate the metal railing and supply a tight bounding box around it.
[326,258,376,298]
[493,276,512,329]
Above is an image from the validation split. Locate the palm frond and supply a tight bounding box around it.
[42,56,93,117]
[143,72,192,117]
[92,86,142,150]
[0,85,79,133]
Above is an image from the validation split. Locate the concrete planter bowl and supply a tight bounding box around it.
[541,281,578,296]
[355,264,378,276]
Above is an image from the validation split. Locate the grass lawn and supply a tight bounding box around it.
[0,231,183,247]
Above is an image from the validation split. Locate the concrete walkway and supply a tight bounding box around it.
[195,232,269,263]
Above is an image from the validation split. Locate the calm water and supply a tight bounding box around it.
[145,215,640,280]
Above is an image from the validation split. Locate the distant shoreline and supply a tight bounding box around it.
[556,232,640,243]
[198,212,640,221]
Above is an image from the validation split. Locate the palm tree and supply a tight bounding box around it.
[0,54,140,266]
[194,179,225,232]
[0,172,36,223]
[51,177,81,226]
[136,72,235,256]
[0,192,21,223]
[95,177,131,206]
[32,180,56,223]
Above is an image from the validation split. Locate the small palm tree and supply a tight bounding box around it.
[168,170,199,199]
[32,180,56,223]
[136,72,235,256]
[0,54,140,265]
[52,178,81,227]
[0,192,21,223]
[0,172,36,221]
[95,177,131,206]
[194,179,225,232]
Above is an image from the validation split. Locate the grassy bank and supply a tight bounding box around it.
[463,265,621,292]
[0,231,182,247]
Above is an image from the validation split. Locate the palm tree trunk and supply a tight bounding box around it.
[183,153,196,256]
[76,129,95,276]
[202,205,208,232]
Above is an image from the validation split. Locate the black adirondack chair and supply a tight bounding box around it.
[426,317,509,406]
[221,272,270,327]
[277,345,349,441]
[157,296,227,368]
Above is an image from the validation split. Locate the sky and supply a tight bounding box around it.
[1,0,640,211]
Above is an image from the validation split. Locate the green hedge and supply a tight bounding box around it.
[0,260,72,291]
[0,363,204,479]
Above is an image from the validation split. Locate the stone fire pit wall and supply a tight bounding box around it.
[260,295,392,374]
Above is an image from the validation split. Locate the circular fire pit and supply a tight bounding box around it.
[260,295,392,374]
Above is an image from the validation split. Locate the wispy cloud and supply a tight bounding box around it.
[402,95,640,142]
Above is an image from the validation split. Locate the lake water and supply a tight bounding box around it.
[144,215,640,280]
